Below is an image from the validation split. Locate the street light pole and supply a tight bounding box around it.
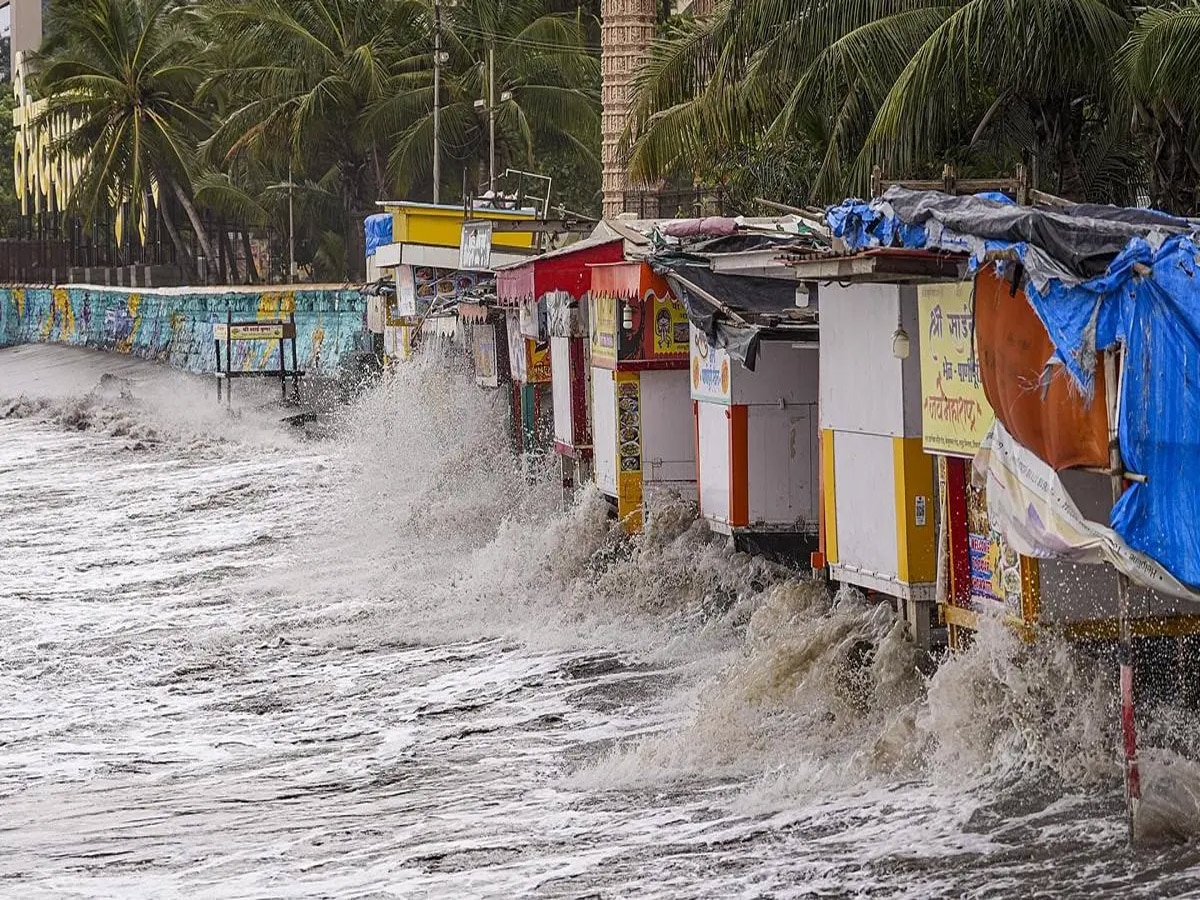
[433,0,442,204]
[488,43,496,194]
[287,162,296,282]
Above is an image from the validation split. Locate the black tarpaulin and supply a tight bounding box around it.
[661,264,809,371]
[884,186,1192,281]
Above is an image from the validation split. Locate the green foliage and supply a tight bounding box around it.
[0,89,21,236]
[37,0,208,231]
[378,0,601,203]
[29,0,603,280]
[628,0,1200,213]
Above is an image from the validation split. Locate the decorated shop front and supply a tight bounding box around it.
[588,260,694,532]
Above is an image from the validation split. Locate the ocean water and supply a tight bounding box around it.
[3,348,1200,899]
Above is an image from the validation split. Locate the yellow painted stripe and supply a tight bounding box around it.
[615,371,643,534]
[821,429,838,565]
[892,436,936,583]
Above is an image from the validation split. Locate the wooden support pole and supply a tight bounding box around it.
[290,312,300,402]
[1105,347,1141,840]
[225,309,233,406]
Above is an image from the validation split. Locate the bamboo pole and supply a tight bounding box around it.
[1105,347,1141,840]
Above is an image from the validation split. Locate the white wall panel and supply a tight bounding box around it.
[640,369,696,489]
[833,430,897,576]
[592,366,617,495]
[747,403,819,528]
[551,336,573,446]
[734,340,819,405]
[819,283,908,436]
[697,401,729,520]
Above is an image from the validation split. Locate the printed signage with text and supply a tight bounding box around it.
[473,323,499,388]
[918,282,995,456]
[590,294,618,365]
[460,220,493,271]
[690,324,731,403]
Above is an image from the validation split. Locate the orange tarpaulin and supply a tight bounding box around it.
[974,265,1109,470]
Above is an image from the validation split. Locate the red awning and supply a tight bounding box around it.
[495,236,623,306]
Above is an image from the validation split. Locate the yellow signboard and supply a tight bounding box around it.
[918,282,995,456]
[650,293,689,355]
[590,294,618,365]
[213,322,294,341]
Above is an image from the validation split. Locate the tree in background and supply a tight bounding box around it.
[0,54,21,236]
[36,0,216,272]
[627,0,1188,211]
[378,0,600,208]
[1117,1,1200,214]
[25,0,603,282]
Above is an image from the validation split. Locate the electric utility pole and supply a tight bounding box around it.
[433,0,442,204]
[488,43,496,194]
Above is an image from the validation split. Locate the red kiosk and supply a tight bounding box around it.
[496,237,625,495]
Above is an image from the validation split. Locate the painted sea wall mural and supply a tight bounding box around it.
[0,286,367,374]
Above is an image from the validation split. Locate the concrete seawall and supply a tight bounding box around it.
[0,285,368,374]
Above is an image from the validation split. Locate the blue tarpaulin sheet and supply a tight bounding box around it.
[364,214,393,258]
[827,189,1200,587]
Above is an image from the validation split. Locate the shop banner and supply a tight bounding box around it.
[528,341,552,384]
[975,422,1200,603]
[919,282,994,456]
[651,292,690,356]
[473,322,499,388]
[590,294,618,364]
[690,324,731,403]
[966,476,1024,618]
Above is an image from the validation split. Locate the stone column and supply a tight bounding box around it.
[10,0,43,78]
[600,0,657,219]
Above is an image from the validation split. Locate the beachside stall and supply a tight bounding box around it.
[826,189,1200,637]
[828,186,1200,830]
[912,265,1118,648]
[496,236,625,493]
[656,256,821,556]
[457,294,514,447]
[588,260,694,532]
[787,249,963,648]
[366,202,536,363]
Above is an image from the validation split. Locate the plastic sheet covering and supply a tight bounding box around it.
[974,265,1109,470]
[364,213,394,258]
[659,264,807,370]
[825,187,1200,588]
[826,188,1191,293]
[976,422,1200,604]
[664,271,763,369]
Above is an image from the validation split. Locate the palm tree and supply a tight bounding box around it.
[35,0,216,272]
[863,0,1134,201]
[378,0,601,202]
[1117,1,1200,214]
[201,0,431,229]
[627,0,1142,206]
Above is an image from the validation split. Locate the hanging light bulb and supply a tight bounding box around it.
[622,300,634,331]
[891,304,910,359]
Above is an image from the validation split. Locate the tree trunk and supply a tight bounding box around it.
[159,197,195,282]
[217,215,228,284]
[241,229,260,284]
[221,226,240,284]
[170,179,217,281]
[1151,114,1198,216]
